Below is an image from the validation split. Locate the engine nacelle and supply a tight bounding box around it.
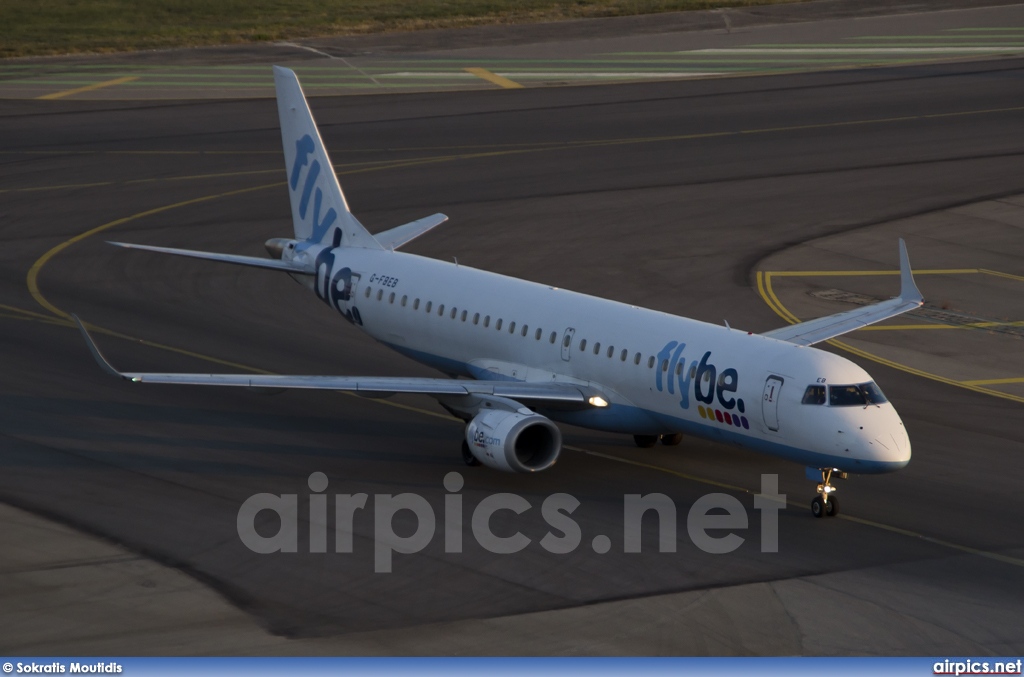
[465,409,562,473]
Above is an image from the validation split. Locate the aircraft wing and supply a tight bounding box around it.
[373,213,448,250]
[761,239,924,347]
[74,317,600,407]
[109,242,314,274]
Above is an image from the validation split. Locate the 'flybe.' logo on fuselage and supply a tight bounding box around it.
[289,134,338,243]
[655,341,749,429]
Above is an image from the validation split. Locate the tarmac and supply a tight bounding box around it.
[1,0,1022,656]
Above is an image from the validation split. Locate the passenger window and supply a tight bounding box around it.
[607,346,614,358]
[522,325,529,337]
[401,295,407,307]
[450,308,457,319]
[473,313,480,325]
[579,339,587,351]
[484,316,490,328]
[535,328,542,340]
[802,385,826,405]
[675,362,682,376]
[389,292,395,304]
[690,365,697,379]
[496,319,503,330]
[364,287,371,298]
[593,342,601,355]
[661,359,668,372]
[634,352,641,365]
[551,332,558,344]
[376,289,383,301]
[509,321,516,334]
[648,356,655,369]
[461,310,467,321]
[413,298,420,310]
[438,304,445,316]
[425,301,432,313]
[620,349,627,362]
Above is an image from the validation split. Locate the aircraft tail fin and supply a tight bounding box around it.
[273,66,383,250]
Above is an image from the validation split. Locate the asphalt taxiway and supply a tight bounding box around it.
[1,2,1023,656]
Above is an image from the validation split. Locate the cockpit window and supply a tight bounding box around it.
[802,385,826,405]
[829,382,889,406]
[829,385,864,406]
[860,381,888,404]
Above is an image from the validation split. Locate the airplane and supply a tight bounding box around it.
[76,66,923,519]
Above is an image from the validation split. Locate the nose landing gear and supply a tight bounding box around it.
[810,467,847,518]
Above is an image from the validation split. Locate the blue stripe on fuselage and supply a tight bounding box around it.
[377,342,902,474]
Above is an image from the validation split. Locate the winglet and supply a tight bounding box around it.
[898,238,924,306]
[72,315,132,381]
[760,239,927,346]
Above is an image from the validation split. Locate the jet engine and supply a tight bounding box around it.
[465,409,562,473]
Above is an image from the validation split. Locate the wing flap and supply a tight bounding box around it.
[762,239,924,347]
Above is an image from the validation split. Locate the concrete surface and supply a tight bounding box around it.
[1,5,1022,657]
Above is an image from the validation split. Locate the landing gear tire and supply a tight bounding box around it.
[634,434,659,448]
[660,433,683,446]
[461,440,480,467]
[811,496,825,518]
[810,467,846,518]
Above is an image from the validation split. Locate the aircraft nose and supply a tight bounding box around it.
[874,423,911,468]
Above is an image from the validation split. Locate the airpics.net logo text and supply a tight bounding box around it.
[236,472,787,572]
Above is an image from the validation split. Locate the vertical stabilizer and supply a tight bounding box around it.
[273,66,382,249]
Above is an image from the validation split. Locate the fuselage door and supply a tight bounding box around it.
[560,327,575,362]
[329,269,362,325]
[762,375,784,432]
[343,272,360,304]
[344,272,362,325]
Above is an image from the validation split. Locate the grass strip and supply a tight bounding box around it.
[2,0,801,58]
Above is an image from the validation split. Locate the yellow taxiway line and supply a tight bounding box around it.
[37,76,138,100]
[464,67,523,89]
[961,376,1024,386]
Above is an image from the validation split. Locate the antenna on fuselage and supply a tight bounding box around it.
[724,319,731,329]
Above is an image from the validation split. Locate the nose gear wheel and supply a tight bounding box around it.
[810,467,845,518]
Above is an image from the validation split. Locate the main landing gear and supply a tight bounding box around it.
[810,467,847,518]
[633,433,683,448]
[462,439,481,467]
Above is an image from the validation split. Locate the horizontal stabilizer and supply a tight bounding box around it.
[374,213,448,250]
[109,242,313,274]
[74,316,602,407]
[762,239,925,346]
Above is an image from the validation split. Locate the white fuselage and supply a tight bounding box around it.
[292,242,911,474]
